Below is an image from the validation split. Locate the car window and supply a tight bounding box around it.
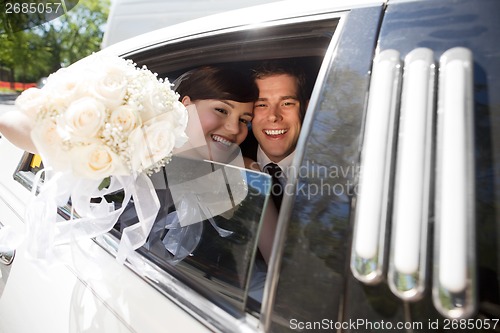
[113,14,343,321]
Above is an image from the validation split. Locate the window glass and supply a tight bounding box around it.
[114,157,271,310]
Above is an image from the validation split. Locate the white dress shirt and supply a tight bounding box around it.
[256,146,296,185]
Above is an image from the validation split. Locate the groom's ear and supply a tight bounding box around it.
[181,96,192,106]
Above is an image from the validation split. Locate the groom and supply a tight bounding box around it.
[243,60,309,210]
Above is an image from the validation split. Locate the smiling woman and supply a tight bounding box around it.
[174,65,258,163]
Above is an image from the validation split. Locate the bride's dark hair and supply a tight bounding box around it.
[173,66,258,103]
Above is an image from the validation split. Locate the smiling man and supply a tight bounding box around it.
[250,60,309,209]
[244,61,309,301]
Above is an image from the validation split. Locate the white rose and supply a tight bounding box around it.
[64,97,105,139]
[43,68,87,104]
[15,87,46,119]
[109,105,141,134]
[171,100,189,148]
[129,113,178,171]
[71,142,128,179]
[30,118,69,171]
[135,80,164,121]
[78,53,133,75]
[90,65,128,110]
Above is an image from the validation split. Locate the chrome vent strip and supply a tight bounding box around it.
[351,49,402,284]
[353,46,477,320]
[388,48,435,300]
[433,47,476,319]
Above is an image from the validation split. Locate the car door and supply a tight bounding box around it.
[264,0,500,332]
[99,1,385,332]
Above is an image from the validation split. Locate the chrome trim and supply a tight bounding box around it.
[0,223,15,266]
[0,248,15,266]
[351,49,402,284]
[259,12,347,333]
[94,233,259,333]
[388,48,435,300]
[433,47,476,319]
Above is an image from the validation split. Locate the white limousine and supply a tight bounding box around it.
[1,0,499,332]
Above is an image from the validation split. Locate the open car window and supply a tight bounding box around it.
[113,12,343,316]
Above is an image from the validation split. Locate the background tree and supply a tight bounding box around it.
[0,0,110,85]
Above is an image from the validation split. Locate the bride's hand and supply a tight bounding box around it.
[0,110,38,153]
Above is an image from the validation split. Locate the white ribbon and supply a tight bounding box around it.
[2,167,160,264]
[116,173,160,263]
[145,192,234,264]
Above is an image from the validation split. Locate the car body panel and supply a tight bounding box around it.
[101,0,285,48]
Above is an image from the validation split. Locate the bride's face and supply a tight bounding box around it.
[181,96,253,162]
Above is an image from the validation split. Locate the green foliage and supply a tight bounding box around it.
[0,0,110,83]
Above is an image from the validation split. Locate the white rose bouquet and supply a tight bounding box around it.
[9,53,189,263]
[17,53,188,178]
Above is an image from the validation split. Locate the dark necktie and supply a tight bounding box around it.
[263,163,284,210]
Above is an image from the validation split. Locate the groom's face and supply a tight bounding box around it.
[252,74,302,163]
